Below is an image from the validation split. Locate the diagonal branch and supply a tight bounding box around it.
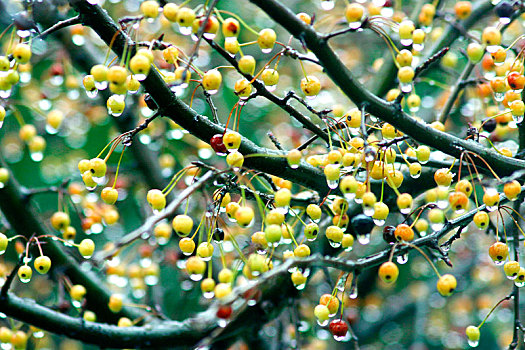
[246,0,525,177]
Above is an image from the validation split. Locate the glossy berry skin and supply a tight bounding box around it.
[215,283,232,299]
[448,191,469,212]
[101,187,118,204]
[13,43,31,64]
[351,214,375,236]
[465,325,480,342]
[383,226,397,244]
[0,233,8,252]
[235,206,254,227]
[483,188,499,208]
[345,3,364,23]
[108,294,123,313]
[257,28,276,51]
[78,239,95,258]
[147,189,166,211]
[294,244,311,258]
[162,3,179,21]
[473,211,489,229]
[300,76,321,97]
[329,319,349,337]
[51,211,70,231]
[436,274,457,296]
[34,255,51,274]
[210,134,227,155]
[223,131,241,151]
[397,66,414,83]
[507,72,525,91]
[265,224,282,243]
[378,262,399,283]
[394,223,414,241]
[222,17,240,37]
[504,180,521,200]
[467,43,484,63]
[504,261,520,278]
[172,215,194,235]
[314,304,330,322]
[325,225,343,244]
[216,305,233,319]
[18,265,32,282]
[320,294,340,315]
[434,168,453,187]
[179,237,196,255]
[90,158,107,177]
[70,284,87,301]
[488,241,509,263]
[197,242,214,259]
[202,69,222,92]
[238,55,256,75]
[482,27,501,46]
[129,54,151,77]
[304,223,319,240]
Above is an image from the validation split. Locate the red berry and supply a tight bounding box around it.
[216,305,232,319]
[329,319,348,337]
[210,134,227,155]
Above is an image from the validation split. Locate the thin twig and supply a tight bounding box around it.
[34,15,81,40]
[95,171,214,261]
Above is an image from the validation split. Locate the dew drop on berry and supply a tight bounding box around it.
[327,179,339,189]
[373,218,385,226]
[396,254,409,264]
[468,339,479,347]
[357,233,370,245]
[328,239,341,248]
[321,0,335,10]
[190,273,203,281]
[349,285,358,299]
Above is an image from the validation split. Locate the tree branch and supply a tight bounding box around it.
[247,0,525,177]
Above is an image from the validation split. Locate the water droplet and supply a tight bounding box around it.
[468,339,479,347]
[344,193,356,201]
[95,81,107,90]
[86,89,98,98]
[400,207,412,215]
[0,90,11,99]
[397,254,408,264]
[363,207,374,216]
[513,114,524,124]
[515,280,525,287]
[400,38,413,46]
[327,179,339,189]
[328,239,341,248]
[87,0,99,4]
[72,34,85,46]
[190,274,203,281]
[317,319,328,326]
[413,43,424,52]
[179,26,192,35]
[203,291,214,299]
[486,205,498,212]
[494,260,505,266]
[410,172,421,179]
[321,0,335,10]
[431,223,444,231]
[30,152,43,162]
[373,219,385,226]
[349,285,358,299]
[494,92,504,102]
[486,45,500,53]
[218,319,228,328]
[357,233,370,245]
[400,82,412,93]
[348,21,361,29]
